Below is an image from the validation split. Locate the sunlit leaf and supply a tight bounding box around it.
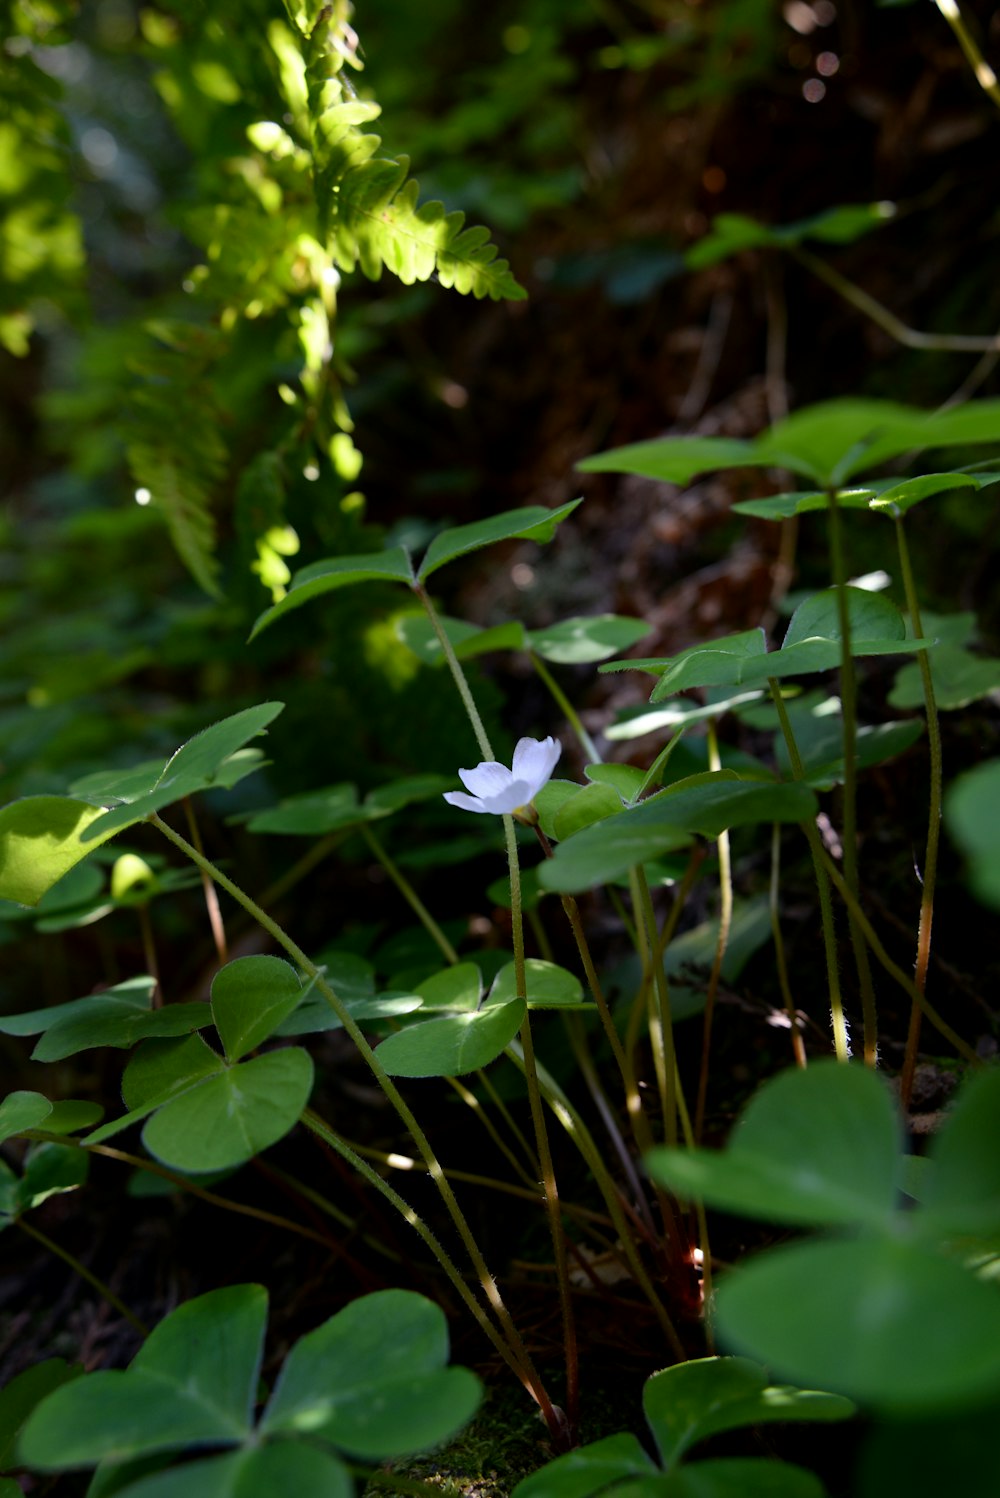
[376,999,525,1077]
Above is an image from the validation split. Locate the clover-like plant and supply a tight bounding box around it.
[648,1061,1000,1410]
[512,1354,853,1498]
[15,1286,481,1497]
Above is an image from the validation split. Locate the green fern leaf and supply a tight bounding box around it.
[301,19,525,301]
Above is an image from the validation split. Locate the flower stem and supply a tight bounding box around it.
[149,811,549,1414]
[504,811,578,1434]
[894,514,943,1109]
[413,581,493,760]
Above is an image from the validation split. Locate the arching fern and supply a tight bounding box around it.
[297,5,526,299]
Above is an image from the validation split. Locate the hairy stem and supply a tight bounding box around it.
[694,720,734,1138]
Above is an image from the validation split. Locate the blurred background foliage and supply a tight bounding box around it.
[2,0,999,820]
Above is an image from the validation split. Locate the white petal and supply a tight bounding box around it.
[458,760,514,798]
[511,736,561,797]
[443,791,491,813]
[479,778,534,814]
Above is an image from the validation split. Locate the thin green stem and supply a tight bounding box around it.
[361,824,459,964]
[770,824,807,1068]
[504,812,578,1433]
[826,489,878,1064]
[633,866,677,1147]
[895,515,943,1109]
[413,581,493,760]
[301,1111,549,1405]
[443,1074,539,1189]
[530,822,658,1206]
[934,0,1000,109]
[563,1012,655,1232]
[506,1044,686,1360]
[816,850,980,1068]
[149,812,548,1413]
[82,1140,350,1253]
[17,1216,149,1337]
[530,650,601,763]
[793,245,1000,352]
[770,680,849,1061]
[694,720,733,1139]
[341,1135,614,1227]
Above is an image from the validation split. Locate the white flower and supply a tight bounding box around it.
[443,736,562,815]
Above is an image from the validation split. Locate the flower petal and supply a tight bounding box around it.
[458,761,514,799]
[443,791,491,813]
[511,736,561,797]
[479,778,534,814]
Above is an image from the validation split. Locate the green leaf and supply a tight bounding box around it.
[732,485,881,521]
[488,959,584,1009]
[657,1458,827,1497]
[141,1048,315,1171]
[245,784,372,836]
[417,499,582,581]
[0,977,210,1062]
[3,1142,89,1223]
[249,547,413,639]
[584,764,648,802]
[526,614,652,664]
[395,614,526,666]
[714,1235,1000,1410]
[647,1061,902,1229]
[917,1068,1000,1237]
[607,689,765,741]
[210,956,304,1062]
[578,436,756,486]
[945,759,1000,907]
[109,1443,352,1498]
[41,1099,105,1134]
[858,1405,1000,1498]
[375,999,526,1077]
[83,1034,226,1147]
[19,1286,266,1468]
[890,645,1000,712]
[512,1432,657,1498]
[260,1289,481,1459]
[0,1091,52,1143]
[83,704,284,839]
[867,471,984,517]
[623,630,766,700]
[579,399,1000,492]
[0,1359,81,1472]
[537,776,814,894]
[552,782,624,840]
[413,963,483,1011]
[123,1033,224,1112]
[642,1357,853,1470]
[0,797,124,906]
[687,202,894,270]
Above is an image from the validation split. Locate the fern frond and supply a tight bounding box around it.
[126,333,228,598]
[301,20,526,301]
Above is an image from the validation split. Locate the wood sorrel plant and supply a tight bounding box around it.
[3,398,1000,1495]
